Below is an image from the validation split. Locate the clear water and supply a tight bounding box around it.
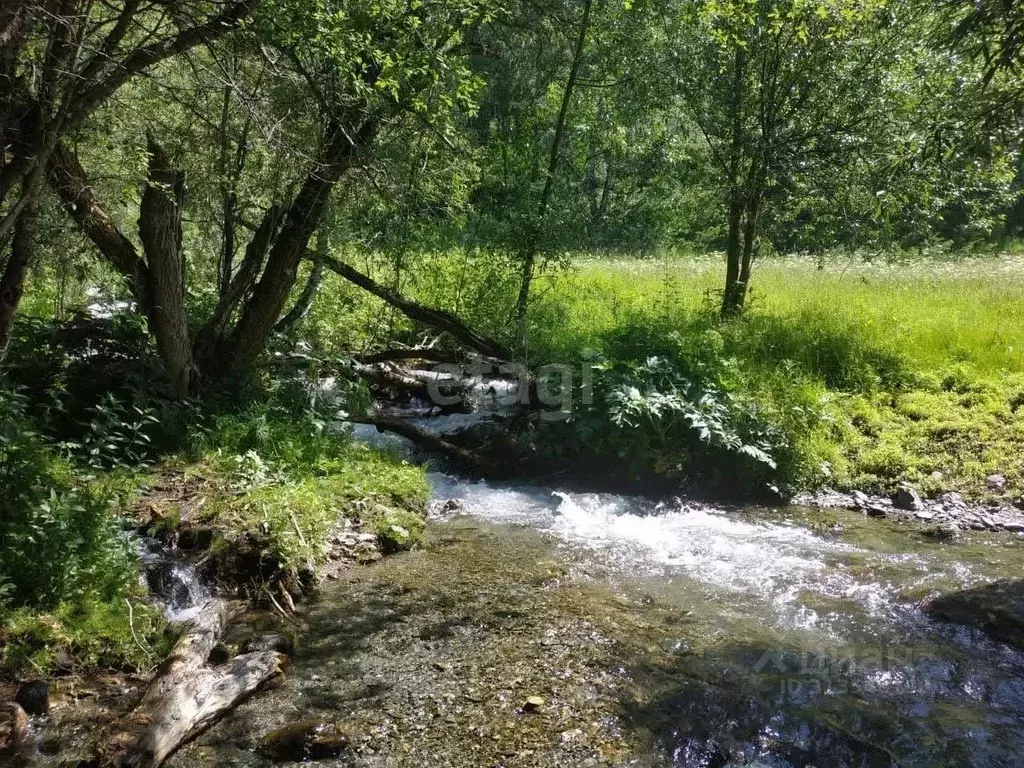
[136,539,211,622]
[423,470,1024,767]
[349,409,1024,767]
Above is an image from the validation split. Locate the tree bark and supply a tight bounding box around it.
[138,137,196,397]
[226,119,376,373]
[0,184,39,360]
[97,600,284,768]
[194,203,283,368]
[274,261,324,336]
[511,0,593,353]
[49,141,150,306]
[721,45,748,319]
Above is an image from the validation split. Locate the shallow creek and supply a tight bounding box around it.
[155,408,1024,768]
[34,408,1024,768]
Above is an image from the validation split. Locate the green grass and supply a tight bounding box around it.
[382,250,1024,501]
[172,413,430,579]
[525,253,1024,499]
[524,254,1024,376]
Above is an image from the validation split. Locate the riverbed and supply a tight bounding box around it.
[152,457,1024,768]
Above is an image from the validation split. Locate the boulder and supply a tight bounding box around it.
[15,681,48,716]
[925,579,1024,650]
[893,484,923,512]
[987,474,1007,491]
[259,720,354,762]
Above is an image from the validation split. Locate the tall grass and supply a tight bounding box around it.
[383,249,1024,498]
[525,254,1024,379]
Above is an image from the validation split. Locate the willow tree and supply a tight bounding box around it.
[37,0,497,393]
[0,0,259,358]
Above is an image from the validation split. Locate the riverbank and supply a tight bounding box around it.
[391,251,1024,504]
[120,488,1024,766]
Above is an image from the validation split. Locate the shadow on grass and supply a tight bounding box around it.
[594,308,913,393]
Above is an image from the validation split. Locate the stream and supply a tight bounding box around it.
[160,407,1024,768]
[32,404,1024,767]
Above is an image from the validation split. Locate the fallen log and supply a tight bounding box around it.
[354,362,431,399]
[357,348,463,365]
[347,415,499,472]
[307,251,513,361]
[98,600,285,768]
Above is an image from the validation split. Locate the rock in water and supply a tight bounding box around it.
[523,695,546,712]
[259,720,353,761]
[241,632,294,656]
[893,484,923,511]
[925,579,1024,650]
[15,680,48,715]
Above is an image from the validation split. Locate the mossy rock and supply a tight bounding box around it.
[259,720,357,761]
[367,504,426,554]
[925,579,1024,650]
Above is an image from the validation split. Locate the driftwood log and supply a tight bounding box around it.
[98,600,284,768]
[308,251,512,361]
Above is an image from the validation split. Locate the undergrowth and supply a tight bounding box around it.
[390,250,1024,500]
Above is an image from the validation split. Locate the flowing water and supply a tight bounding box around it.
[136,538,211,622]
[158,409,1024,767]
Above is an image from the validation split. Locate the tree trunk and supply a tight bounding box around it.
[311,250,511,360]
[721,192,745,317]
[226,119,375,373]
[734,193,761,310]
[0,184,38,360]
[275,261,324,336]
[511,0,593,353]
[50,141,151,306]
[194,203,282,368]
[721,45,748,319]
[138,137,196,397]
[97,600,284,768]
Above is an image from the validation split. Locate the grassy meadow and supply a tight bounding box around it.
[389,250,1024,501]
[537,254,1024,500]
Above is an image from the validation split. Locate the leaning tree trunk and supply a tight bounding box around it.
[275,261,324,336]
[50,142,151,306]
[226,119,376,373]
[138,137,196,397]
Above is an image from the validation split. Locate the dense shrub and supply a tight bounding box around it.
[3,314,193,465]
[0,388,138,608]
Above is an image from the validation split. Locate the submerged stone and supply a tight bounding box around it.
[15,680,49,715]
[241,632,294,656]
[523,695,546,712]
[259,720,354,761]
[925,579,1024,650]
